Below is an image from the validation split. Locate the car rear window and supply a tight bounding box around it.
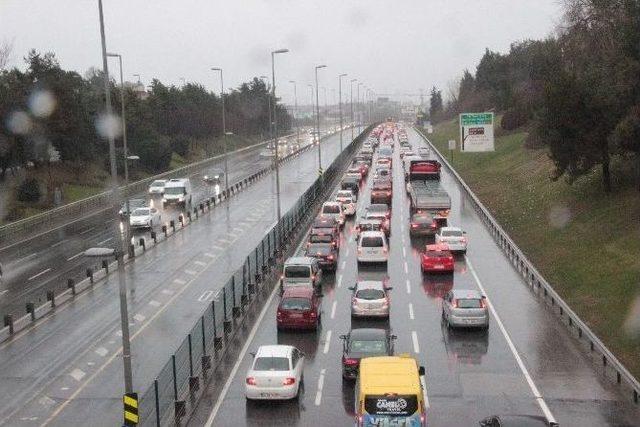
[369,205,388,213]
[425,250,448,258]
[379,148,392,156]
[373,183,391,191]
[457,299,482,309]
[322,205,341,214]
[253,357,290,371]
[361,237,384,247]
[280,297,311,311]
[284,266,311,278]
[307,244,331,255]
[350,339,386,353]
[309,234,332,244]
[355,288,385,300]
[442,230,463,237]
[412,214,433,222]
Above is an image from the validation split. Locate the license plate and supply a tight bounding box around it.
[434,265,444,269]
[260,393,278,397]
[290,313,303,318]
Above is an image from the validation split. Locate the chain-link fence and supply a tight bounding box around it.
[137,125,372,426]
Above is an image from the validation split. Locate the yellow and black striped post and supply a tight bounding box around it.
[123,392,139,426]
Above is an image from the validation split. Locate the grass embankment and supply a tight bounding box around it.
[427,119,640,377]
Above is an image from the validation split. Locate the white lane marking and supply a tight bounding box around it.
[149,300,161,307]
[0,290,8,297]
[173,279,186,285]
[194,261,207,267]
[204,252,216,258]
[315,369,326,406]
[69,369,86,382]
[411,331,420,354]
[94,347,108,357]
[28,268,51,281]
[408,303,415,320]
[406,279,411,294]
[341,261,346,270]
[404,261,408,274]
[17,253,37,262]
[133,313,146,323]
[161,289,174,295]
[204,259,286,426]
[211,245,225,251]
[115,329,123,337]
[184,269,197,276]
[218,238,230,244]
[198,290,213,302]
[323,330,332,354]
[79,227,95,235]
[330,301,337,319]
[97,237,113,246]
[60,387,69,391]
[87,362,95,366]
[337,274,343,288]
[465,255,557,425]
[66,252,84,261]
[232,227,244,234]
[51,239,67,248]
[402,247,406,258]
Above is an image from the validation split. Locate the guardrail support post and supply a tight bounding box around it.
[154,379,161,427]
[212,301,222,350]
[47,290,55,308]
[222,287,232,334]
[26,302,35,321]
[128,243,135,259]
[188,334,200,393]
[101,259,109,275]
[170,220,175,232]
[86,268,94,283]
[172,354,186,421]
[67,278,76,295]
[3,314,14,334]
[231,276,241,318]
[201,316,211,370]
[139,238,146,251]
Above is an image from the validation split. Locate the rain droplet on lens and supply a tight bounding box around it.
[28,90,57,118]
[548,205,571,229]
[96,113,122,140]
[7,111,33,135]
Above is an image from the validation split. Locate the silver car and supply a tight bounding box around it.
[442,289,489,329]
[349,280,392,318]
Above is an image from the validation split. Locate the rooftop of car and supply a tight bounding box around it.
[368,204,389,212]
[426,243,450,252]
[313,216,338,226]
[450,289,484,299]
[281,287,314,298]
[440,226,463,233]
[358,356,421,395]
[360,230,385,238]
[348,328,387,340]
[355,280,385,290]
[284,256,316,265]
[255,345,294,358]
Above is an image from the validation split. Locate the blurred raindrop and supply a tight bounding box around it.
[6,111,33,135]
[623,296,640,338]
[96,113,122,140]
[548,204,571,229]
[28,89,56,118]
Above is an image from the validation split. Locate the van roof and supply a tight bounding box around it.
[359,356,421,396]
[281,287,314,298]
[165,178,189,187]
[284,256,315,266]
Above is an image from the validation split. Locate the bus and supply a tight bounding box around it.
[355,356,428,426]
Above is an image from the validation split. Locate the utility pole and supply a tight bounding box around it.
[338,73,347,151]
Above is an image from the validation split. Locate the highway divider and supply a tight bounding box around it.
[136,125,373,427]
[0,126,358,344]
[414,126,640,406]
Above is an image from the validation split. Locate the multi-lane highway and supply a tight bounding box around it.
[193,126,640,426]
[0,127,360,426]
[0,128,336,320]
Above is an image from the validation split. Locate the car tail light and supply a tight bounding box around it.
[282,377,296,386]
[452,299,458,308]
[276,310,283,319]
[411,223,418,228]
[327,255,334,260]
[352,297,357,305]
[480,297,487,308]
[344,358,359,366]
[246,377,257,385]
[461,237,467,243]
[357,248,362,255]
[309,310,317,317]
[386,191,391,196]
[382,247,388,254]
[431,221,438,229]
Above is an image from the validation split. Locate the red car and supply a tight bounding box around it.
[370,181,392,205]
[421,243,454,273]
[276,287,321,330]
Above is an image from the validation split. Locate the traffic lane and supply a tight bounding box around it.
[408,128,640,425]
[4,130,356,426]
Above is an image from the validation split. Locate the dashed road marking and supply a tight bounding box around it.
[406,279,411,294]
[0,290,8,297]
[412,331,420,354]
[404,261,408,274]
[69,369,86,382]
[97,237,113,246]
[204,252,216,258]
[315,369,326,406]
[133,313,146,323]
[198,290,213,302]
[173,279,186,285]
[67,252,83,261]
[194,260,207,267]
[330,301,337,319]
[94,347,108,357]
[79,227,95,235]
[323,330,332,354]
[341,261,346,270]
[149,300,161,307]
[184,269,197,276]
[337,275,342,288]
[211,245,225,251]
[161,289,174,295]
[402,247,406,258]
[51,239,67,248]
[28,268,51,281]
[345,248,350,257]
[408,303,415,320]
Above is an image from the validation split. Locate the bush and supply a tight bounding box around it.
[16,178,41,202]
[501,107,529,130]
[171,135,191,157]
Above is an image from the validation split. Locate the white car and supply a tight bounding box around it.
[357,231,388,264]
[129,207,161,229]
[435,226,468,253]
[349,280,392,318]
[147,179,167,196]
[245,345,305,400]
[418,147,431,157]
[335,190,357,216]
[321,201,345,227]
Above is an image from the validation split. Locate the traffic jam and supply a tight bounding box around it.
[234,123,492,427]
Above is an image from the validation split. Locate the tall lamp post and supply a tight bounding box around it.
[211,67,229,192]
[271,48,289,221]
[97,0,133,395]
[338,73,347,151]
[350,78,357,142]
[289,80,300,144]
[314,65,327,173]
[357,82,363,134]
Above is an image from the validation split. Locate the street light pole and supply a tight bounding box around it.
[314,64,327,173]
[211,68,229,192]
[98,0,133,395]
[289,80,300,144]
[271,48,289,221]
[357,82,363,134]
[338,73,347,151]
[350,78,357,142]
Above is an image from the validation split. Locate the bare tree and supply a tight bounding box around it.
[0,39,13,70]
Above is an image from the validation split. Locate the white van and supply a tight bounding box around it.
[162,178,192,208]
[321,201,345,227]
[357,231,389,265]
[281,257,322,291]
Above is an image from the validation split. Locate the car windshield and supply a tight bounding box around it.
[284,266,310,278]
[426,250,449,258]
[322,205,341,214]
[361,237,384,247]
[413,214,432,223]
[151,181,165,187]
[350,339,386,353]
[379,148,392,156]
[355,288,385,300]
[280,298,311,311]
[442,230,463,237]
[457,299,483,309]
[253,356,290,371]
[164,187,184,195]
[310,234,332,244]
[337,191,352,198]
[132,208,150,216]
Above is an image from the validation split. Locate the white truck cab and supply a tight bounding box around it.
[162,178,192,208]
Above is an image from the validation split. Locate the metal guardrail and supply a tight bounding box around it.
[0,132,302,245]
[136,125,372,426]
[414,126,640,405]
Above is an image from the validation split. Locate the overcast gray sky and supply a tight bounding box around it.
[0,0,562,105]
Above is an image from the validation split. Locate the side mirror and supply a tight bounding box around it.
[418,366,425,376]
[348,286,355,291]
[339,335,347,340]
[249,352,256,358]
[463,231,467,234]
[390,334,397,340]
[386,287,393,291]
